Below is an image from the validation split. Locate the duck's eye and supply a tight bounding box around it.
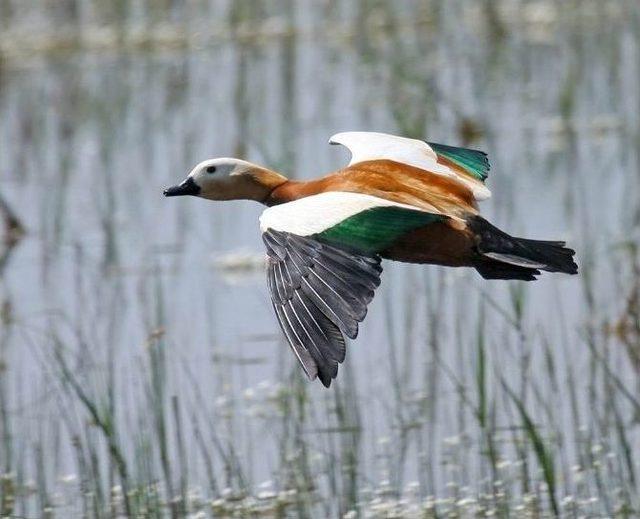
[206,166,217,174]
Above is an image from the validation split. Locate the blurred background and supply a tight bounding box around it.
[1,0,639,517]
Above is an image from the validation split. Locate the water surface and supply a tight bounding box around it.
[1,1,639,516]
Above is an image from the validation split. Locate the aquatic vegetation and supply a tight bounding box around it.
[0,0,638,517]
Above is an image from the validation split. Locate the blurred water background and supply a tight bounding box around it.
[1,0,640,517]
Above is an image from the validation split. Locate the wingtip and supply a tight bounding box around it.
[319,375,332,388]
[328,131,347,145]
[305,366,319,381]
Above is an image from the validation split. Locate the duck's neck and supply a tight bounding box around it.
[246,167,289,203]
[264,178,326,206]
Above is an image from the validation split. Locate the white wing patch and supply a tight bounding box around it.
[329,131,491,201]
[260,191,439,236]
[330,131,449,174]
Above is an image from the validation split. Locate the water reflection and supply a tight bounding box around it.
[1,1,639,516]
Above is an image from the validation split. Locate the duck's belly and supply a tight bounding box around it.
[381,221,477,267]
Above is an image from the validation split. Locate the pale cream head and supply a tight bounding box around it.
[164,158,287,202]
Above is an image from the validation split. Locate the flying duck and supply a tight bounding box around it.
[164,132,577,387]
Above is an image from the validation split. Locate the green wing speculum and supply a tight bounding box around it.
[428,142,490,182]
[315,206,446,254]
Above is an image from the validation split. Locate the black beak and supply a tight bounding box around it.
[163,177,201,197]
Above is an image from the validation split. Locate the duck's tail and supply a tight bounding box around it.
[469,216,578,281]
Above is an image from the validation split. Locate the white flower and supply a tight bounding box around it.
[443,435,460,447]
[591,444,604,455]
[60,474,77,484]
[496,459,511,470]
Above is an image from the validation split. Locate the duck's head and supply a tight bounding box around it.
[164,158,287,202]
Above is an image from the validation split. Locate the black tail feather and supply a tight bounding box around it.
[469,216,578,280]
[475,261,541,281]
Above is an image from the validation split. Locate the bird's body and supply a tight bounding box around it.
[265,160,478,267]
[165,131,577,386]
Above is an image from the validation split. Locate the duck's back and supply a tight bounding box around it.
[267,159,479,219]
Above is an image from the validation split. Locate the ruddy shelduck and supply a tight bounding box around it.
[164,132,577,387]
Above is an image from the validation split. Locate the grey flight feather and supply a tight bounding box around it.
[263,229,383,387]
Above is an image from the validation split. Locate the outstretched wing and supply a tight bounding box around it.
[329,131,491,201]
[263,229,382,387]
[260,191,446,386]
